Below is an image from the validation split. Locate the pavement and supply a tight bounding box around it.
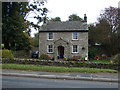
[0,69,119,82]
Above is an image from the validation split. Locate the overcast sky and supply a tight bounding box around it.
[30,0,120,37]
[45,0,119,23]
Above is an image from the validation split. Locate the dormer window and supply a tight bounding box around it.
[72,32,78,40]
[48,32,54,40]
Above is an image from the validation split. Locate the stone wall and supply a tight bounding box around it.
[1,58,119,70]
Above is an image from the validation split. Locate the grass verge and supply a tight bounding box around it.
[0,63,118,73]
[89,59,111,64]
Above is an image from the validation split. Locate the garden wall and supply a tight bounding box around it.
[1,58,119,70]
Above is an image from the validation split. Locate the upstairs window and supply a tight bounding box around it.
[72,32,78,40]
[48,32,53,40]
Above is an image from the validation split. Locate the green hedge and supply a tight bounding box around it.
[0,49,14,59]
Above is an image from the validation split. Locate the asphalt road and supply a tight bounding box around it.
[2,76,118,88]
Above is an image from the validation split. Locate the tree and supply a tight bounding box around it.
[89,6,120,56]
[68,14,83,21]
[99,7,120,55]
[89,19,111,44]
[31,33,39,47]
[2,1,48,51]
[99,6,120,33]
[2,2,29,50]
[50,17,61,21]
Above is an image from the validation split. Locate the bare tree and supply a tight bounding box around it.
[99,6,120,33]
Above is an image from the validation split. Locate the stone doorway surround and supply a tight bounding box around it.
[54,38,70,60]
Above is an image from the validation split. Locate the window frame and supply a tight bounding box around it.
[47,32,54,40]
[72,32,78,40]
[72,45,79,53]
[47,45,54,53]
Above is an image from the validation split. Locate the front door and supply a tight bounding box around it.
[58,46,64,58]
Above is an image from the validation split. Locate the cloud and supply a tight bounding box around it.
[45,0,119,23]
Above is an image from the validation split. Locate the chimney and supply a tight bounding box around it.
[84,14,87,22]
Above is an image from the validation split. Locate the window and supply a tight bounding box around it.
[72,32,78,40]
[47,45,53,53]
[48,32,53,40]
[72,45,78,53]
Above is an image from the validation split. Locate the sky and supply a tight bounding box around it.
[30,0,120,37]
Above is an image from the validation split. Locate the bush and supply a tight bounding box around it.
[111,53,120,64]
[39,54,50,60]
[88,48,97,59]
[13,50,30,58]
[63,57,67,61]
[0,49,14,59]
[94,56,102,60]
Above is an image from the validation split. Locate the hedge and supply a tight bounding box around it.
[0,49,14,59]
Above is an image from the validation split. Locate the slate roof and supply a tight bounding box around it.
[40,21,88,32]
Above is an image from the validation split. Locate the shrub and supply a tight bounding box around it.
[80,57,85,60]
[63,57,67,61]
[0,49,14,59]
[1,44,4,49]
[39,54,50,60]
[88,48,97,59]
[13,50,30,58]
[94,56,102,60]
[111,53,120,64]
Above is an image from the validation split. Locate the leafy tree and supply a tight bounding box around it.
[89,19,111,44]
[89,6,120,56]
[68,14,83,21]
[50,17,61,21]
[2,2,29,50]
[31,33,39,47]
[2,1,48,51]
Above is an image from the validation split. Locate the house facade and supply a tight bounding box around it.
[39,17,88,60]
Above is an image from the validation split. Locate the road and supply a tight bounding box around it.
[2,76,118,88]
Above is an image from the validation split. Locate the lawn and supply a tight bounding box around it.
[0,63,118,73]
[88,59,111,64]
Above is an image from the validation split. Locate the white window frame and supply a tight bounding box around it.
[72,45,79,53]
[47,32,54,40]
[72,32,78,40]
[47,45,54,53]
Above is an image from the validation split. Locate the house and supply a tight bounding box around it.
[39,15,88,60]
